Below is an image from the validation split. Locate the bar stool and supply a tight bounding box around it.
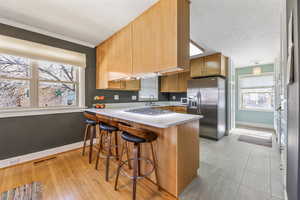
[82,112,98,164]
[114,123,159,200]
[95,115,122,182]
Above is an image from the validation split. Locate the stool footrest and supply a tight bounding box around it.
[118,157,155,180]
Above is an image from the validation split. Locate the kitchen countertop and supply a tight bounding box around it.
[86,105,202,128]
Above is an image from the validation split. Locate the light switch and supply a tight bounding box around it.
[132,96,137,100]
[114,95,119,100]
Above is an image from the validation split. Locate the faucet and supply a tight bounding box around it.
[145,95,156,106]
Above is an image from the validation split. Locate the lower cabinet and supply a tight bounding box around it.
[157,106,187,113]
[160,71,190,93]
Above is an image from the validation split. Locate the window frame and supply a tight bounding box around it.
[0,54,86,117]
[238,73,274,112]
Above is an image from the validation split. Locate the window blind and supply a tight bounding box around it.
[0,34,86,68]
[240,74,274,88]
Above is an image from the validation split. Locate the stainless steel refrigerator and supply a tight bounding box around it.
[187,77,226,140]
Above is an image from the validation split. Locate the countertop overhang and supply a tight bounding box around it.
[86,107,202,128]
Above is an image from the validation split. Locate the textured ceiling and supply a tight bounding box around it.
[190,0,282,67]
[0,0,158,47]
[0,0,281,67]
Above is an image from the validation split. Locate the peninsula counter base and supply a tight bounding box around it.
[95,113,200,197]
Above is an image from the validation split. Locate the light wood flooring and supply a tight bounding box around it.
[0,149,175,200]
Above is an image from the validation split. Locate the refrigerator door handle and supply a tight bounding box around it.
[197,91,202,114]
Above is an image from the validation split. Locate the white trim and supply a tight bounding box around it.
[0,57,86,116]
[234,62,275,68]
[0,141,86,169]
[0,107,86,118]
[79,68,86,108]
[236,121,274,129]
[0,17,95,48]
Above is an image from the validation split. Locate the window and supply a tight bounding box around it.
[38,61,78,107]
[138,77,159,101]
[0,53,81,109]
[239,74,274,111]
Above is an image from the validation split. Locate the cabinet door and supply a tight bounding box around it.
[173,106,187,113]
[109,25,133,79]
[190,57,205,77]
[108,81,125,90]
[160,76,169,92]
[178,72,190,92]
[204,53,221,76]
[220,56,228,77]
[167,74,179,92]
[125,80,141,91]
[96,41,110,89]
[160,74,179,92]
[132,0,187,74]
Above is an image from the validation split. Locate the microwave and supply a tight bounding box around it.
[181,98,188,105]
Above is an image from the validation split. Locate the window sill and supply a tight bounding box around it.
[0,106,87,118]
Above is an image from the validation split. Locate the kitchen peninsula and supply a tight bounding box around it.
[86,104,202,197]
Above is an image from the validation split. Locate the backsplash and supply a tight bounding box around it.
[91,90,184,105]
[168,93,187,101]
[92,89,170,104]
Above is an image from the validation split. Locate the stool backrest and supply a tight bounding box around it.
[84,112,97,121]
[118,123,153,141]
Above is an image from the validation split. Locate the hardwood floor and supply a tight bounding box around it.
[0,149,175,200]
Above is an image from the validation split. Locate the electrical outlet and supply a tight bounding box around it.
[114,95,119,100]
[132,96,137,100]
[172,96,176,100]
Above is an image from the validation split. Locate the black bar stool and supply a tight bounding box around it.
[114,123,159,200]
[82,112,98,164]
[95,115,122,182]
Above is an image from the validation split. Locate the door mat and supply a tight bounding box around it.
[0,182,42,200]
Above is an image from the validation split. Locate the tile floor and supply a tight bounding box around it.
[180,130,285,200]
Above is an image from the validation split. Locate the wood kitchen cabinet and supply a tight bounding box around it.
[157,106,187,113]
[190,57,205,77]
[96,25,133,89]
[190,53,228,78]
[124,79,140,91]
[178,71,190,92]
[132,0,190,74]
[96,0,190,89]
[160,71,190,92]
[107,79,141,91]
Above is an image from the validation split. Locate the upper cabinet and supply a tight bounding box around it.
[132,0,190,74]
[96,0,190,89]
[96,25,133,89]
[160,71,190,93]
[190,53,228,78]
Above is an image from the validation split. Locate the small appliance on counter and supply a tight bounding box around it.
[180,98,188,105]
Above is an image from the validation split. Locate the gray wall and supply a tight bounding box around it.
[286,0,300,200]
[0,23,95,160]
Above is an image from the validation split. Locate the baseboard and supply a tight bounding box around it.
[0,141,86,169]
[236,121,274,129]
